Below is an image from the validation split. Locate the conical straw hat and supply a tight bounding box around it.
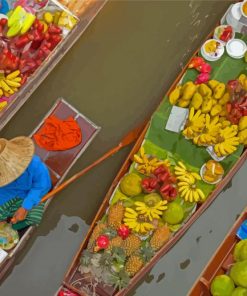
[0,136,35,187]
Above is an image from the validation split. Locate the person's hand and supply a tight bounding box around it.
[11,207,28,224]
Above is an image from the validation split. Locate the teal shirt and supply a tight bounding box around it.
[0,155,52,210]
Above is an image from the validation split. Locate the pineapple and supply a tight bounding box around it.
[107,236,123,251]
[87,222,107,250]
[122,234,141,256]
[125,255,144,277]
[150,225,170,251]
[107,203,125,229]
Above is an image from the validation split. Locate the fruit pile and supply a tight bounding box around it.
[169,77,247,158]
[226,75,247,125]
[210,239,247,296]
[174,161,205,202]
[134,147,170,176]
[77,147,205,293]
[0,2,78,111]
[0,70,22,99]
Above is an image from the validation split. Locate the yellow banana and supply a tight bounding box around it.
[196,188,206,201]
[6,70,20,80]
[184,190,190,201]
[177,174,195,184]
[4,79,21,88]
[12,77,22,83]
[140,146,145,158]
[134,155,144,164]
[181,187,189,198]
[192,190,200,202]
[190,172,201,180]
[178,161,187,170]
[178,181,191,187]
[189,107,195,121]
[0,80,13,93]
[189,191,194,203]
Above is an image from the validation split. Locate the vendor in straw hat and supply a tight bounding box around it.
[0,136,52,230]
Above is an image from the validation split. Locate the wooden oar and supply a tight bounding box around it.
[40,122,146,203]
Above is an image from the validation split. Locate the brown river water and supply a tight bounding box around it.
[1,1,247,295]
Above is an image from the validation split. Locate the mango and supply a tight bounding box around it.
[238,128,247,144]
[214,83,226,99]
[181,82,197,101]
[239,116,247,131]
[169,86,181,105]
[190,92,203,110]
[210,104,222,117]
[178,99,190,108]
[198,83,212,97]
[208,79,220,90]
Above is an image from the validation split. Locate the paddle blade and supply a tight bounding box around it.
[120,121,147,147]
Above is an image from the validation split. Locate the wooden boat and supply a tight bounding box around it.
[188,207,247,296]
[0,98,100,280]
[0,0,107,131]
[57,3,247,296]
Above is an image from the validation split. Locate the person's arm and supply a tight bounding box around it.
[22,166,50,211]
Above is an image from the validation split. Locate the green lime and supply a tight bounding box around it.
[162,202,184,225]
[230,261,247,288]
[232,287,247,296]
[234,240,247,262]
[210,275,235,296]
[144,193,162,206]
[120,173,142,197]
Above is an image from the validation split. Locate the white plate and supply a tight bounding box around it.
[201,39,225,62]
[241,0,247,18]
[213,25,235,45]
[200,163,223,185]
[226,38,247,59]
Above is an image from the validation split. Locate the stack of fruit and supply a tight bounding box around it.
[169,76,244,157]
[174,161,205,203]
[0,2,78,112]
[133,147,170,176]
[226,74,247,125]
[41,10,77,31]
[210,239,247,296]
[0,70,22,98]
[76,141,207,293]
[169,79,229,117]
[79,195,171,291]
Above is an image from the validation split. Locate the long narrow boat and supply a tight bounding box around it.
[189,207,247,296]
[0,98,100,280]
[57,2,247,295]
[0,0,107,131]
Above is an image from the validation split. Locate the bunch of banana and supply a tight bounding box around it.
[0,70,22,98]
[174,161,201,182]
[182,108,205,139]
[135,200,167,220]
[133,146,170,175]
[193,115,222,146]
[178,180,206,203]
[214,125,240,157]
[174,161,205,202]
